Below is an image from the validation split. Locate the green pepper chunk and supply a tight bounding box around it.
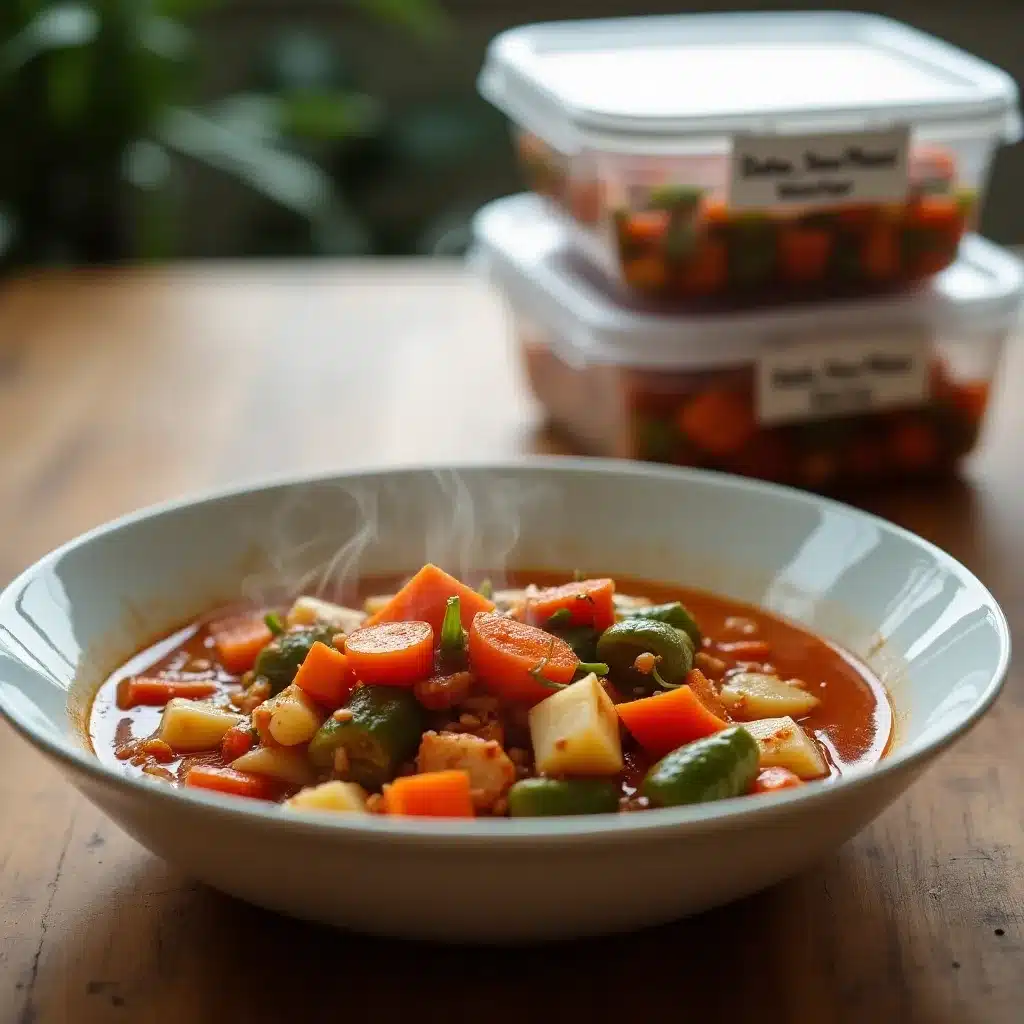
[628,602,702,648]
[642,727,760,807]
[596,618,694,694]
[253,624,337,694]
[307,685,424,790]
[438,595,468,672]
[551,624,600,662]
[507,778,621,817]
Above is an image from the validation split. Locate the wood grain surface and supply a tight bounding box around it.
[0,263,1021,1023]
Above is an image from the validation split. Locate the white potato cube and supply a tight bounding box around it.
[720,673,821,720]
[158,699,243,753]
[529,673,623,776]
[286,595,364,634]
[362,594,394,616]
[416,731,516,811]
[284,780,368,814]
[231,745,315,787]
[268,684,325,747]
[743,716,828,780]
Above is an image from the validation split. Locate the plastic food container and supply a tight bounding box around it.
[473,194,1023,489]
[480,13,1020,303]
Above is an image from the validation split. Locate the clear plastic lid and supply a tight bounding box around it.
[471,194,1023,370]
[479,13,1021,154]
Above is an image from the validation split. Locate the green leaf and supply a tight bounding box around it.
[346,0,449,42]
[157,105,335,219]
[139,15,192,61]
[1,3,99,74]
[280,91,382,140]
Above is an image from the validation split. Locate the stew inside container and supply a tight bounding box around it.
[480,12,1020,302]
[472,193,1023,490]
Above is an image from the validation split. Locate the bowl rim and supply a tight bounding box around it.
[0,456,1011,845]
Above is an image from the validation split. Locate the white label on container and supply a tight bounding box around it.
[730,127,909,211]
[757,332,929,426]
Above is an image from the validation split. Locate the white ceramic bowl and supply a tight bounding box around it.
[0,460,1009,941]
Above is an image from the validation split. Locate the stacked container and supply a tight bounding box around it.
[474,13,1023,489]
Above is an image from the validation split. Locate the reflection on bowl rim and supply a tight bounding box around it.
[0,457,1010,843]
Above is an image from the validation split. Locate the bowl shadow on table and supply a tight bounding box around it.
[55,848,984,1024]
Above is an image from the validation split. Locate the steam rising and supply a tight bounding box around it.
[240,470,552,604]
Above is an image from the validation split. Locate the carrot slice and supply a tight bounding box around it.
[620,210,668,245]
[524,578,616,632]
[616,683,728,758]
[293,640,353,709]
[384,770,474,817]
[753,767,804,794]
[185,765,276,800]
[345,621,434,687]
[116,677,217,710]
[716,639,772,660]
[363,564,495,635]
[468,612,578,706]
[209,615,273,675]
[220,723,255,763]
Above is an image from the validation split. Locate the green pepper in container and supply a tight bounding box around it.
[727,212,778,288]
[307,685,424,789]
[642,727,760,807]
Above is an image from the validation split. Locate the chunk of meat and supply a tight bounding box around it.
[416,731,516,812]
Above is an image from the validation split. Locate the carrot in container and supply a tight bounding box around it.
[677,389,755,458]
[209,615,273,675]
[384,770,475,818]
[779,224,833,284]
[345,621,435,687]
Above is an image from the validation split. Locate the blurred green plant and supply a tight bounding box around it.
[0,0,449,266]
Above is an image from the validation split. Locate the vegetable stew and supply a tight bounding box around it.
[516,132,975,302]
[91,567,892,818]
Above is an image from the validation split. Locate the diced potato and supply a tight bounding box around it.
[529,673,623,776]
[743,716,828,780]
[252,683,324,747]
[720,673,821,720]
[157,699,243,753]
[613,593,653,618]
[286,595,364,634]
[416,731,516,811]
[231,745,316,787]
[363,594,394,616]
[284,780,368,814]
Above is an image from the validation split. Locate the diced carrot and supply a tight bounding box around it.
[861,223,901,281]
[468,612,578,706]
[622,255,669,292]
[616,682,728,758]
[700,197,730,226]
[185,765,276,800]
[363,564,495,635]
[524,578,616,632]
[621,210,668,245]
[753,766,805,794]
[907,195,963,232]
[116,677,217,710]
[684,667,731,722]
[209,615,273,675]
[890,418,939,471]
[293,640,354,709]
[345,621,435,687]
[677,238,728,295]
[677,389,755,457]
[220,723,255,763]
[779,226,832,284]
[716,639,772,660]
[949,380,990,422]
[384,770,475,818]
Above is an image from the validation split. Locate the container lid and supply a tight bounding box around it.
[479,13,1021,153]
[471,194,1023,371]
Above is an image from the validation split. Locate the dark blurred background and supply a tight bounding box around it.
[2,0,1021,268]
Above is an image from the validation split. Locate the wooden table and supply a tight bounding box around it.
[1,264,1021,1023]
